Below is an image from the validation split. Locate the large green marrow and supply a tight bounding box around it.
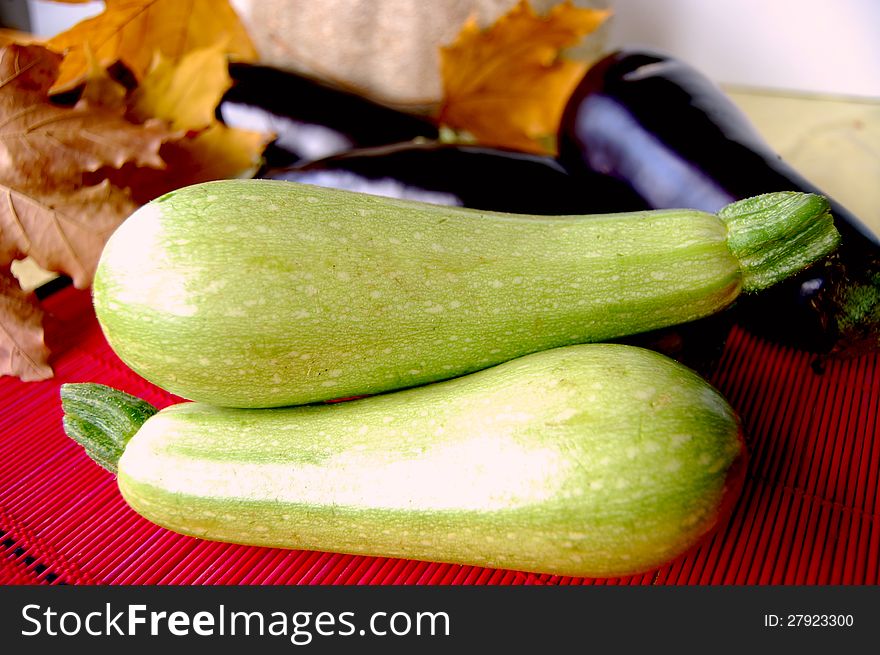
[61,344,746,578]
[92,180,838,407]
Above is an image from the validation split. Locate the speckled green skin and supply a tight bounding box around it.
[116,344,745,578]
[93,179,747,407]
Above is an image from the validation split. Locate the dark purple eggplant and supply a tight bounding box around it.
[262,141,729,375]
[262,140,648,215]
[218,63,439,168]
[558,49,880,356]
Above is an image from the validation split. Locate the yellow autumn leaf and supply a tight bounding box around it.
[168,122,271,184]
[129,43,232,131]
[47,0,257,93]
[439,0,609,154]
[109,41,272,203]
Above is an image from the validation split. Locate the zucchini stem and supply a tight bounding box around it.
[60,383,158,474]
[720,192,840,293]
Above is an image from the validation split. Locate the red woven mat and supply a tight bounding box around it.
[1,285,878,585]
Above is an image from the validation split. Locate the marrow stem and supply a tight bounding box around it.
[720,192,840,293]
[60,383,158,474]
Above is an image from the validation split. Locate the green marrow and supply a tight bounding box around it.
[61,344,746,578]
[93,180,838,407]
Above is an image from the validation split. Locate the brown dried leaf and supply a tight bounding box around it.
[438,0,609,154]
[79,44,128,112]
[0,265,51,381]
[0,44,59,109]
[103,122,271,205]
[0,179,135,289]
[0,45,174,186]
[47,0,258,93]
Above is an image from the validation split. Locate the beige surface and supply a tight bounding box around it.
[726,88,880,236]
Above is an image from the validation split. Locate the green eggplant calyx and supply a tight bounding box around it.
[60,383,158,474]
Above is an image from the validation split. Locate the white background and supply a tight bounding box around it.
[605,0,880,98]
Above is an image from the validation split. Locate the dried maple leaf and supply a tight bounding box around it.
[0,45,174,186]
[47,0,258,93]
[129,43,233,131]
[79,44,128,112]
[0,179,136,289]
[438,0,609,154]
[0,44,59,109]
[0,265,51,381]
[96,42,271,203]
[102,122,271,205]
[159,121,270,185]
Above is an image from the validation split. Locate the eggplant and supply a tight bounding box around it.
[219,63,439,168]
[263,140,649,215]
[262,141,728,375]
[558,49,880,356]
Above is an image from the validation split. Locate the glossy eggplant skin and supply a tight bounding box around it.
[263,141,649,215]
[558,49,880,355]
[219,63,439,168]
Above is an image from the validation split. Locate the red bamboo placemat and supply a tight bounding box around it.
[1,285,878,585]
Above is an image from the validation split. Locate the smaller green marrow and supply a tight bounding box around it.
[92,181,839,408]
[61,344,746,578]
